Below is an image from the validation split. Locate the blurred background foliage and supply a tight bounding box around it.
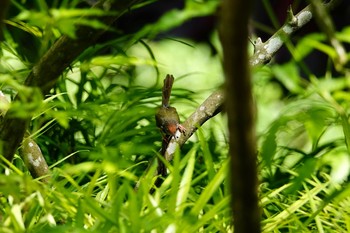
[1,0,350,232]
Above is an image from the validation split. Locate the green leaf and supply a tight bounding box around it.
[285,158,318,194]
[135,0,219,39]
[260,116,291,172]
[190,159,228,216]
[340,113,350,154]
[90,55,157,67]
[303,106,334,149]
[294,33,325,60]
[175,146,196,215]
[271,62,303,93]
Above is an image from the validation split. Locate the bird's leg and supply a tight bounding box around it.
[177,123,186,134]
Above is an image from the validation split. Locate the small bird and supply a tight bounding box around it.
[155,74,185,140]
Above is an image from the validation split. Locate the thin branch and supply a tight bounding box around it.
[162,0,341,163]
[250,0,340,67]
[163,90,224,162]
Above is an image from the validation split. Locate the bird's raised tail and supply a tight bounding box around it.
[162,74,174,107]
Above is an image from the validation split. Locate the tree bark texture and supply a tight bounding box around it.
[219,1,260,233]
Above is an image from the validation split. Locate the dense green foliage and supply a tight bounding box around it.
[1,0,350,232]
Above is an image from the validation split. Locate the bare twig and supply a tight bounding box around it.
[250,0,340,67]
[162,0,341,163]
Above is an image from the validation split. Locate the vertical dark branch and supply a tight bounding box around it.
[0,0,10,41]
[219,1,260,233]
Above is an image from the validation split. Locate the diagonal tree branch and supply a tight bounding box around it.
[250,0,341,66]
[162,0,341,163]
[25,0,141,93]
[163,89,224,162]
[135,0,341,192]
[0,0,142,162]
